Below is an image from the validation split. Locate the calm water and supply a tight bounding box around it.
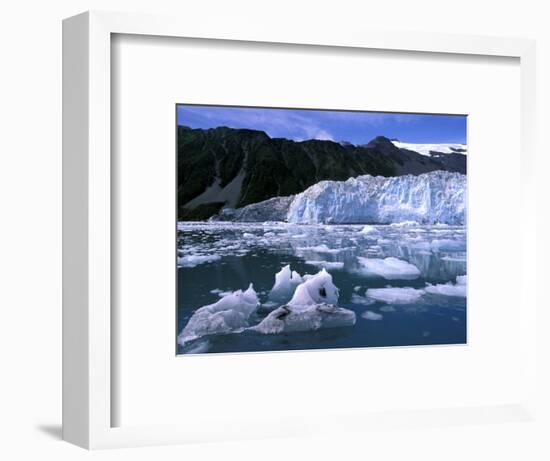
[177,222,467,354]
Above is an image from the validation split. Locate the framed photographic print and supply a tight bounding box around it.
[63,11,539,450]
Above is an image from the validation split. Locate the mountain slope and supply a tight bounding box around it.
[178,126,466,219]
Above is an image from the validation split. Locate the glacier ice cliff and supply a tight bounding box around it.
[212,171,465,225]
[287,171,465,225]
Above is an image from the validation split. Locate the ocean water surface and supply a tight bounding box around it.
[177,221,467,354]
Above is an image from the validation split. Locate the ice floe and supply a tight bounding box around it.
[356,256,421,280]
[350,293,376,306]
[177,254,221,268]
[305,260,345,270]
[360,225,381,236]
[361,311,383,321]
[365,286,425,304]
[250,303,356,334]
[178,283,259,345]
[424,275,467,297]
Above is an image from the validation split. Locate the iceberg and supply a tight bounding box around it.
[178,284,259,345]
[356,256,421,280]
[251,303,356,334]
[287,268,339,306]
[361,310,383,321]
[424,275,467,297]
[305,260,345,270]
[360,225,381,236]
[268,265,303,303]
[177,254,221,268]
[251,269,355,334]
[287,171,465,225]
[365,286,425,304]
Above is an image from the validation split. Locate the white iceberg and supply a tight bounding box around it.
[356,257,421,280]
[424,275,467,297]
[365,286,425,304]
[361,310,383,321]
[268,265,303,303]
[251,269,355,334]
[288,268,339,306]
[360,225,381,236]
[250,303,356,334]
[177,254,221,268]
[305,260,345,270]
[350,293,376,306]
[178,284,259,345]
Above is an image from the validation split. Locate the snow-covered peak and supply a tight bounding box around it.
[392,141,467,156]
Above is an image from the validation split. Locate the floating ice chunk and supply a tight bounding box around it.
[288,268,339,306]
[209,288,222,294]
[361,310,383,321]
[360,225,380,236]
[365,286,425,304]
[268,265,303,303]
[425,281,467,297]
[430,239,466,252]
[250,303,356,334]
[250,269,354,334]
[242,232,255,238]
[305,260,345,270]
[456,275,467,285]
[178,284,259,345]
[390,221,419,228]
[350,293,376,306]
[356,257,421,280]
[353,285,362,292]
[178,254,221,268]
[297,244,342,254]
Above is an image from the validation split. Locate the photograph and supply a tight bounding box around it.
[176,104,467,355]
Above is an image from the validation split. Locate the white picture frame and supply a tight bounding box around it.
[62,10,538,449]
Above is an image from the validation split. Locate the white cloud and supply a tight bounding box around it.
[313,130,334,141]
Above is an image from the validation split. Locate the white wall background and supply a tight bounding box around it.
[0,0,548,459]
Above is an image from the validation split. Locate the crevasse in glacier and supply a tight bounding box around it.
[286,171,465,225]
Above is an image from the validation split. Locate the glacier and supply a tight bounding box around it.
[287,171,465,225]
[213,171,465,225]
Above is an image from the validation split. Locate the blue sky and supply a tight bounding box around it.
[177,105,467,144]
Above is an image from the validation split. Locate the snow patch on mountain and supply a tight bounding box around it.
[392,141,467,156]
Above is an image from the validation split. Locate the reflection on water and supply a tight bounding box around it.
[177,222,467,354]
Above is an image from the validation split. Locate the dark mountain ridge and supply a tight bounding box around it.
[177,125,466,220]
